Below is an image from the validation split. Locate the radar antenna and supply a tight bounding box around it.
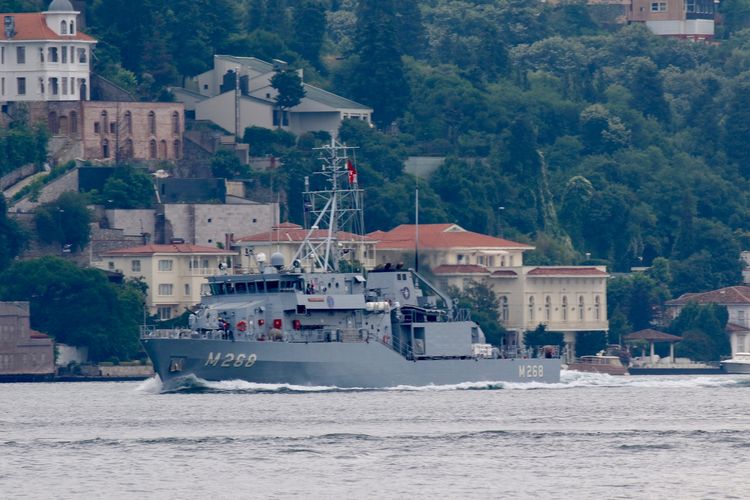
[293,137,364,272]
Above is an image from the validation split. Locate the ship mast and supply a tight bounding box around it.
[293,138,363,272]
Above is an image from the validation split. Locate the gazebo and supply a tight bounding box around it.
[624,329,682,364]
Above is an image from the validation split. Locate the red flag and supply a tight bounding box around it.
[346,159,358,184]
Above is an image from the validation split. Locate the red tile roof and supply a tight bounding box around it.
[370,224,534,250]
[0,13,95,42]
[29,329,51,339]
[235,223,373,243]
[432,264,490,275]
[491,269,518,277]
[666,286,750,306]
[526,267,608,276]
[103,244,232,256]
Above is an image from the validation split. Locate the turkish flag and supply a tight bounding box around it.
[346,159,358,184]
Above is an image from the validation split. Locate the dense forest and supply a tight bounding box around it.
[4,0,750,352]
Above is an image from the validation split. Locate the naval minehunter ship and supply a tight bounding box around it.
[141,140,561,388]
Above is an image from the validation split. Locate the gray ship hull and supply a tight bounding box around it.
[143,338,561,389]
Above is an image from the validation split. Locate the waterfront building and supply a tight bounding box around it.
[0,301,54,376]
[95,244,236,320]
[372,224,609,360]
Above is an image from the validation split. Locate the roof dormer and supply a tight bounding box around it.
[44,0,78,36]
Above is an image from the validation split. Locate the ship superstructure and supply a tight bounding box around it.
[141,139,561,388]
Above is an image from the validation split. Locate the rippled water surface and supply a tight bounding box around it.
[2,371,750,499]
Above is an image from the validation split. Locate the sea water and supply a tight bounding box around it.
[1,371,750,499]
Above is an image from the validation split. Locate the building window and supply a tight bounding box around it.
[528,296,535,322]
[101,111,108,134]
[123,139,134,159]
[272,110,289,127]
[61,20,68,34]
[456,254,465,264]
[562,296,568,321]
[50,78,58,95]
[172,111,180,134]
[39,47,44,63]
[157,306,172,320]
[16,77,26,95]
[62,77,68,95]
[131,260,141,272]
[1,47,4,64]
[39,77,45,94]
[16,46,25,64]
[124,111,132,134]
[650,2,667,12]
[108,261,115,270]
[159,140,167,159]
[61,45,67,63]
[487,256,494,267]
[49,47,58,62]
[102,139,110,158]
[173,139,181,159]
[184,284,190,296]
[148,111,156,134]
[578,296,584,321]
[545,296,551,322]
[70,20,75,34]
[500,296,509,323]
[158,284,174,296]
[78,48,86,63]
[48,112,59,134]
[94,122,100,134]
[149,140,157,159]
[739,310,745,324]
[477,255,485,266]
[595,296,601,321]
[158,259,173,272]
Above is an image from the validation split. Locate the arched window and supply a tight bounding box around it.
[58,115,68,135]
[101,111,108,135]
[124,111,132,134]
[123,139,133,159]
[173,139,181,159]
[60,20,67,35]
[578,296,584,321]
[172,111,180,134]
[70,20,75,34]
[500,296,509,323]
[562,296,568,321]
[545,296,551,322]
[69,110,78,134]
[528,296,535,322]
[149,139,157,159]
[148,111,156,135]
[102,139,110,158]
[595,296,601,321]
[159,140,167,159]
[48,111,59,134]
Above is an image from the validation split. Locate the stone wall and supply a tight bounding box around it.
[0,164,39,191]
[11,168,79,213]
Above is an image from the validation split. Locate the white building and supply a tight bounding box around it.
[665,286,750,355]
[233,222,377,273]
[96,244,235,320]
[1,0,95,103]
[173,55,372,137]
[373,224,609,360]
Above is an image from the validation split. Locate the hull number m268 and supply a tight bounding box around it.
[205,352,257,368]
[519,364,544,378]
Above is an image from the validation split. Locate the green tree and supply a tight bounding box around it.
[99,165,154,209]
[211,150,252,179]
[449,281,506,347]
[0,195,27,271]
[290,1,327,68]
[0,257,145,362]
[671,302,730,361]
[349,0,410,127]
[34,192,91,252]
[524,324,564,348]
[271,69,306,128]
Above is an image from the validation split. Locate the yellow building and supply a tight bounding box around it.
[96,244,235,320]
